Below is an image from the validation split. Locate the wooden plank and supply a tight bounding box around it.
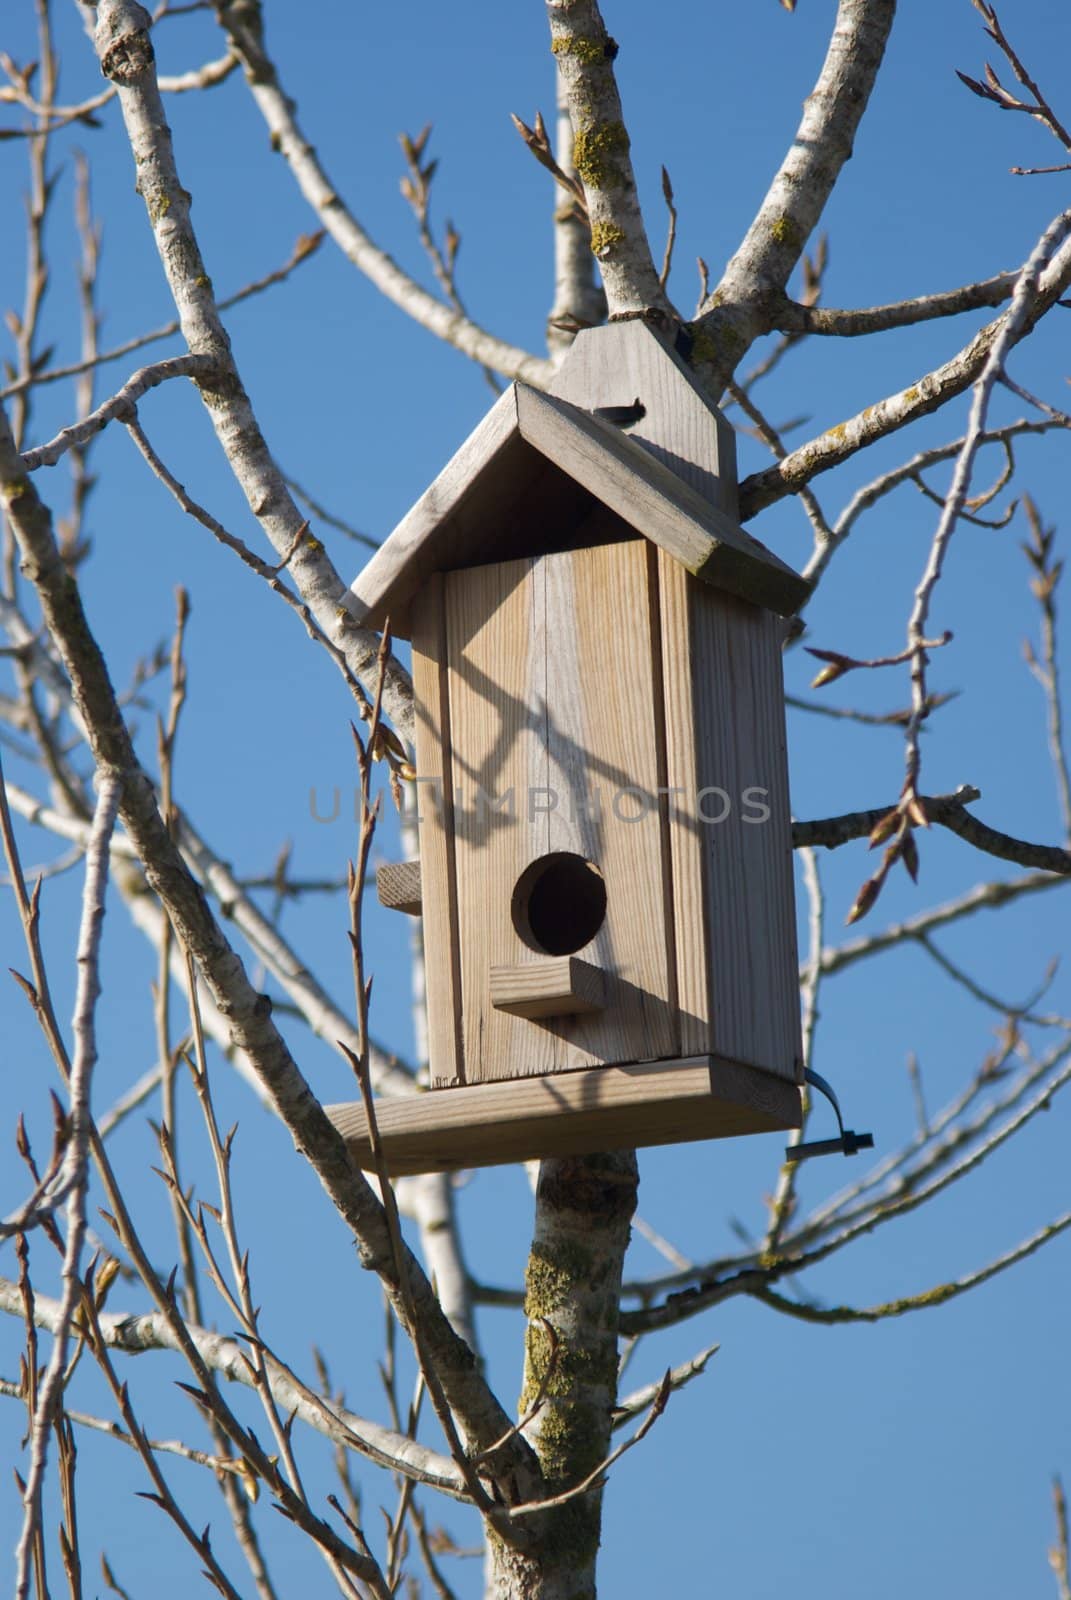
[446,555,552,1083]
[326,1055,801,1176]
[346,368,807,636]
[689,584,803,1081]
[656,547,714,1053]
[347,386,521,636]
[659,554,804,1076]
[549,318,737,512]
[490,956,605,1019]
[548,541,677,1065]
[376,859,422,916]
[410,578,465,1087]
[644,542,682,1037]
[449,541,676,1083]
[515,386,808,616]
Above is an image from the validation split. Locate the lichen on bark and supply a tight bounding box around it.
[485,1151,638,1599]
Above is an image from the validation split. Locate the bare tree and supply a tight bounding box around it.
[1,1,1069,1596]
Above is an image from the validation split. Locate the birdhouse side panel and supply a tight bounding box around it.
[659,554,802,1080]
[695,584,802,1079]
[445,541,677,1083]
[410,576,465,1087]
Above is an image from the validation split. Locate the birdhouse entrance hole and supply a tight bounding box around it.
[511,852,606,956]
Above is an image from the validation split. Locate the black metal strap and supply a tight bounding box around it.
[784,1068,874,1163]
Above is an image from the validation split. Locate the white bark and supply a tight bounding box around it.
[0,1274,468,1499]
[14,772,120,1600]
[91,0,415,737]
[213,1,551,388]
[740,230,1071,516]
[0,400,540,1497]
[546,0,670,319]
[694,0,897,395]
[547,68,606,356]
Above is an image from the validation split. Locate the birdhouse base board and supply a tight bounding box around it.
[326,1055,802,1177]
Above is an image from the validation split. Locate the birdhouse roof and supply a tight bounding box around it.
[347,381,808,637]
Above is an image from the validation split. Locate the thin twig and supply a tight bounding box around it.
[754,1209,1071,1323]
[15,769,121,1600]
[509,1374,672,1518]
[612,1343,719,1429]
[658,166,677,289]
[902,211,1071,829]
[1021,496,1071,841]
[0,231,326,401]
[21,355,217,469]
[957,3,1071,154]
[282,472,378,551]
[1051,1477,1071,1600]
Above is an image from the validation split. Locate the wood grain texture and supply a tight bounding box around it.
[445,553,545,1083]
[447,541,676,1083]
[376,859,422,916]
[689,583,803,1081]
[410,578,465,1087]
[549,319,738,511]
[514,388,808,616]
[347,384,521,636]
[326,1055,802,1176]
[490,956,605,1019]
[542,541,676,1064]
[657,549,712,1055]
[345,374,808,636]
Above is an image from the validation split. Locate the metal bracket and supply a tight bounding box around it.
[784,1068,874,1163]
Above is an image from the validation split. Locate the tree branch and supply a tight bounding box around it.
[753,1208,1071,1323]
[544,0,669,317]
[0,230,326,402]
[15,770,121,1600]
[620,1040,1071,1336]
[20,355,215,469]
[0,1273,470,1499]
[691,0,896,393]
[776,271,1017,337]
[899,212,1071,824]
[211,1,549,386]
[90,0,414,737]
[819,871,1065,978]
[0,405,541,1499]
[739,222,1071,518]
[612,1343,719,1429]
[804,417,1067,594]
[546,61,606,354]
[793,785,1071,874]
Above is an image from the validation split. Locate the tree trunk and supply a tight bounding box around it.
[486,1151,638,1598]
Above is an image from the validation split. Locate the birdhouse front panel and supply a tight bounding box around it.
[413,538,677,1087]
[410,535,801,1096]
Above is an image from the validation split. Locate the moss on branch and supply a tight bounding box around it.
[572,120,629,188]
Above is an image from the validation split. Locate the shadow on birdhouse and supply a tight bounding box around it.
[328,322,809,1175]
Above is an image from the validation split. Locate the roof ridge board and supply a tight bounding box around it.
[347,377,808,634]
[514,385,808,615]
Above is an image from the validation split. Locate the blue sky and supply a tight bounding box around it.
[2,2,1070,1596]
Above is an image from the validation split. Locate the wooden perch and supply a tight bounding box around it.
[377,859,422,916]
[490,957,606,1020]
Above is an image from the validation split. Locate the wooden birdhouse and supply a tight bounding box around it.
[328,322,808,1175]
